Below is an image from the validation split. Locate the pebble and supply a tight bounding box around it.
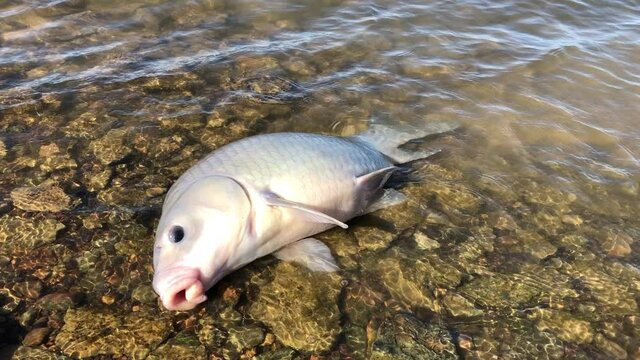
[0,139,6,158]
[414,231,441,250]
[101,294,115,305]
[561,214,583,226]
[22,327,51,346]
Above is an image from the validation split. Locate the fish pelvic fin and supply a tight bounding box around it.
[273,238,339,272]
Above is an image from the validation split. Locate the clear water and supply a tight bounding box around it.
[0,0,639,359]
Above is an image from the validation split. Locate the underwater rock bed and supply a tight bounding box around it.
[0,0,639,359]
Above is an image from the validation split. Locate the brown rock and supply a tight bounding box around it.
[10,184,72,212]
[22,327,51,346]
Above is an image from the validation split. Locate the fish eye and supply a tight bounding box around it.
[168,225,185,243]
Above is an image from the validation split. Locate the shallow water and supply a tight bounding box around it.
[1,0,639,359]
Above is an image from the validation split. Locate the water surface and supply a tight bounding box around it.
[1,0,639,359]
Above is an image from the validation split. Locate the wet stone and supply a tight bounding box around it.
[458,275,544,310]
[38,143,77,172]
[63,113,100,139]
[281,59,316,76]
[82,165,112,192]
[413,231,441,251]
[522,181,577,209]
[506,230,558,260]
[343,281,386,326]
[599,229,633,257]
[55,308,172,358]
[426,182,484,214]
[88,127,132,165]
[0,138,6,158]
[10,184,73,212]
[371,313,457,359]
[131,284,157,304]
[371,248,462,314]
[353,225,396,251]
[12,280,43,299]
[458,320,567,359]
[561,214,583,226]
[22,327,51,346]
[97,186,152,207]
[11,346,70,360]
[148,331,207,360]
[593,333,627,359]
[34,292,77,313]
[0,215,65,250]
[442,293,483,317]
[253,347,298,360]
[561,261,639,317]
[248,262,342,353]
[228,325,265,351]
[197,316,227,350]
[533,309,594,344]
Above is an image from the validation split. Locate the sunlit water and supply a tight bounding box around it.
[1,0,639,359]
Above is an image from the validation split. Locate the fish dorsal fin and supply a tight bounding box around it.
[262,192,348,229]
[273,238,339,272]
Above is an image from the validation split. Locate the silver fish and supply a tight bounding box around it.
[152,122,456,310]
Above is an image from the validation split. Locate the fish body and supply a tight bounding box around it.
[152,123,456,310]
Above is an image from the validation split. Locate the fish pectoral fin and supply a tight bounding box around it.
[263,192,348,229]
[355,166,398,193]
[364,188,407,214]
[273,238,339,272]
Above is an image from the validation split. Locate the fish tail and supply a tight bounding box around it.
[351,122,459,164]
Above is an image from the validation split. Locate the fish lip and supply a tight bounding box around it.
[153,266,206,311]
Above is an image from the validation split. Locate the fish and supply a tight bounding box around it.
[152,122,457,310]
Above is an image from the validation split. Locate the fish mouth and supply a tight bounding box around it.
[153,267,207,311]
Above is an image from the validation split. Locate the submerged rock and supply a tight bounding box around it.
[0,139,6,158]
[55,308,172,358]
[458,274,544,311]
[593,333,627,360]
[352,225,396,251]
[343,281,386,326]
[147,331,207,360]
[532,309,594,344]
[12,346,70,360]
[457,319,568,359]
[10,184,73,212]
[371,248,462,314]
[0,215,64,250]
[442,293,483,318]
[22,327,51,346]
[413,231,441,251]
[370,313,457,359]
[227,325,265,352]
[88,128,132,165]
[248,262,342,353]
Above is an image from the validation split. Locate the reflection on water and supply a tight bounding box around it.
[1,0,639,358]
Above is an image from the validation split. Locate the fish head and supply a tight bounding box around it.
[152,176,250,311]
